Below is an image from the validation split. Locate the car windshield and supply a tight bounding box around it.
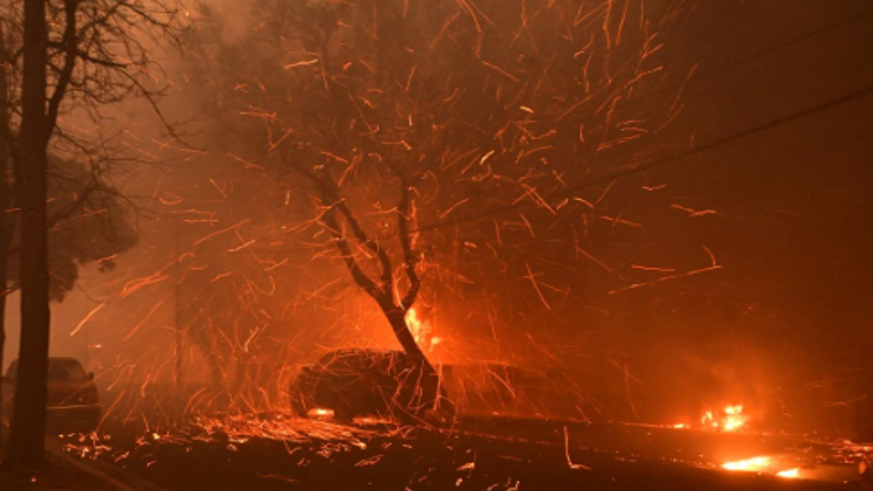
[6,358,88,380]
[5,359,88,381]
[48,359,88,381]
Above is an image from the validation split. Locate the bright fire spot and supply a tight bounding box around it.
[672,423,689,429]
[406,308,433,350]
[702,404,748,431]
[307,408,335,419]
[776,468,800,478]
[723,456,771,472]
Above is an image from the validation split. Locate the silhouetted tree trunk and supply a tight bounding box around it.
[0,14,12,430]
[1,0,183,465]
[295,163,444,415]
[0,17,10,433]
[6,0,50,469]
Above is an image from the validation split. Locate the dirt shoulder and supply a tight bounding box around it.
[0,452,117,491]
[1,436,165,491]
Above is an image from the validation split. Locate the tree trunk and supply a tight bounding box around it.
[383,303,441,412]
[383,306,423,358]
[6,0,51,469]
[0,14,10,435]
[0,131,9,440]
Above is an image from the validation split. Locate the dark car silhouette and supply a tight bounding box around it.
[2,357,101,432]
[289,349,441,423]
[438,362,566,418]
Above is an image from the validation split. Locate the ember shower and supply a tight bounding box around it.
[5,0,873,488]
[29,0,779,427]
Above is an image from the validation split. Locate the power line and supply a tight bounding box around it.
[586,8,873,118]
[415,82,873,235]
[406,9,873,236]
[223,7,873,243]
[685,8,873,87]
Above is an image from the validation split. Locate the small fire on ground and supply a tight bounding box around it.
[722,456,800,479]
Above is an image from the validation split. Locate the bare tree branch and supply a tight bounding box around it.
[287,156,388,299]
[43,0,77,145]
[395,167,420,311]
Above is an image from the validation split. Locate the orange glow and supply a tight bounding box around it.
[723,457,801,479]
[702,404,748,431]
[353,416,392,426]
[406,308,433,351]
[307,408,335,419]
[776,468,800,478]
[722,456,771,472]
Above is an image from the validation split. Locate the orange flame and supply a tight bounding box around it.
[406,308,433,351]
[776,468,800,478]
[722,456,801,479]
[722,456,771,472]
[702,404,748,431]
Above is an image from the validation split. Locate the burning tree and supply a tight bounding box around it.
[183,0,691,413]
[0,0,184,469]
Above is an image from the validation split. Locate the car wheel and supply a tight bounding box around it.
[290,395,312,418]
[86,414,101,432]
[331,404,356,424]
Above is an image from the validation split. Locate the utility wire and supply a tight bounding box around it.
[405,9,873,236]
[682,8,873,87]
[572,8,873,118]
[193,7,873,244]
[415,82,873,235]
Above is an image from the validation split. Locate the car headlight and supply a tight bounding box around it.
[307,408,334,420]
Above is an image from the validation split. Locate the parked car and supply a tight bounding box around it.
[1,357,101,432]
[439,362,557,418]
[289,349,442,423]
[289,349,582,424]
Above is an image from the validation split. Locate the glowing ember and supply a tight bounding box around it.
[722,456,771,472]
[701,405,748,431]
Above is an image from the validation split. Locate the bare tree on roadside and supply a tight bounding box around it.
[185,0,689,415]
[0,0,184,469]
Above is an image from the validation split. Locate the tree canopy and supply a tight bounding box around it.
[172,0,695,407]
